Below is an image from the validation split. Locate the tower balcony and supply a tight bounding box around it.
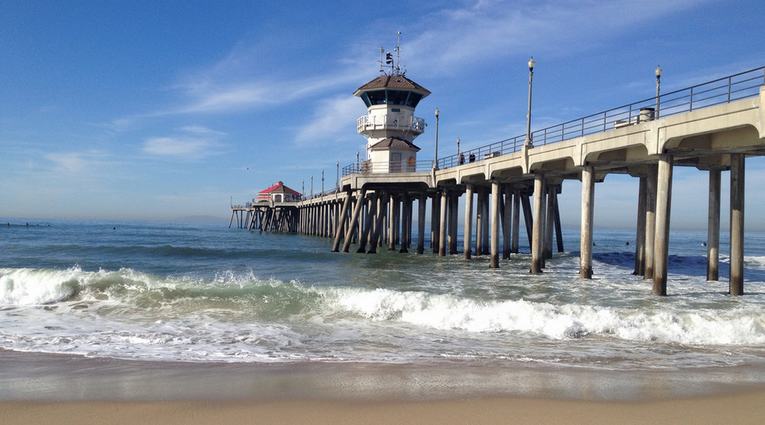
[356,115,425,134]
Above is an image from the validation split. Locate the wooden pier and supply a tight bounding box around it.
[235,66,765,296]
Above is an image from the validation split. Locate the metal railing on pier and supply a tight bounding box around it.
[435,65,765,170]
[342,160,434,177]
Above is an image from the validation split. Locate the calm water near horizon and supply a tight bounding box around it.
[0,222,764,379]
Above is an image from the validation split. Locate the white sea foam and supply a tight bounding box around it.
[324,287,765,345]
[1,267,764,367]
[0,267,86,305]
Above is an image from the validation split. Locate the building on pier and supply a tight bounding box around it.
[256,181,302,203]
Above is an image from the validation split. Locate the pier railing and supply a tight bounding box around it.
[436,65,765,170]
[342,160,434,177]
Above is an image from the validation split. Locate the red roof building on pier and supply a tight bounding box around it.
[256,181,302,203]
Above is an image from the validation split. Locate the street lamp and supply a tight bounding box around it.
[655,65,663,118]
[525,56,536,148]
[433,107,440,169]
[310,176,313,197]
[321,169,324,194]
[336,161,339,192]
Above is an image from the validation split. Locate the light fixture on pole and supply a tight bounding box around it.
[456,136,461,156]
[525,56,536,148]
[321,169,324,194]
[336,161,339,192]
[655,65,662,118]
[310,176,313,197]
[433,107,440,169]
[302,180,305,199]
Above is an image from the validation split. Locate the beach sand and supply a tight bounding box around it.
[3,392,765,425]
[1,350,763,424]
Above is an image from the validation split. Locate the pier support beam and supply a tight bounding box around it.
[580,167,594,279]
[331,193,352,252]
[490,180,500,268]
[730,154,745,295]
[511,190,521,253]
[464,184,474,259]
[449,193,458,255]
[707,168,721,281]
[633,176,647,275]
[439,191,448,257]
[476,188,485,255]
[652,155,673,296]
[531,174,545,274]
[417,193,426,254]
[521,193,533,250]
[552,189,564,253]
[431,193,440,254]
[502,185,512,259]
[342,190,366,253]
[481,188,490,255]
[388,194,397,251]
[357,193,377,253]
[368,193,387,254]
[544,186,555,261]
[400,193,410,253]
[644,165,658,279]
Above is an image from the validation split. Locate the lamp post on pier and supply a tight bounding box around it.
[310,176,313,197]
[655,65,662,118]
[525,57,536,148]
[433,107,440,170]
[336,161,339,193]
[321,170,324,194]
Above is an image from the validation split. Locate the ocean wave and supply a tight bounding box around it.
[1,267,764,346]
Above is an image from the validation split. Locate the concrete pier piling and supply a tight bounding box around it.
[464,185,474,259]
[707,168,721,281]
[331,193,352,252]
[439,191,448,257]
[343,190,366,253]
[652,155,673,296]
[730,154,745,295]
[531,174,545,274]
[644,165,658,279]
[400,193,410,253]
[544,186,554,261]
[417,194,426,254]
[511,190,521,254]
[633,176,647,276]
[431,193,440,254]
[502,185,512,259]
[476,188,485,256]
[579,166,594,279]
[490,180,500,268]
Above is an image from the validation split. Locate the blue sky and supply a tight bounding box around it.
[1,0,764,229]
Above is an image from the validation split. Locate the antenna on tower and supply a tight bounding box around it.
[378,47,385,73]
[394,31,402,75]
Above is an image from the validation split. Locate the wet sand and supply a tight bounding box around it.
[1,350,764,424]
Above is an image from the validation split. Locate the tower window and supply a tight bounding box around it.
[366,90,386,105]
[405,93,423,107]
[386,90,408,105]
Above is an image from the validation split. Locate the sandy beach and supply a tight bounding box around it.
[3,391,765,425]
[1,350,764,424]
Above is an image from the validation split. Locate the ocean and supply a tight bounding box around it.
[1,221,764,376]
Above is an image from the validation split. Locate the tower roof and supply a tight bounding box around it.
[369,137,421,152]
[258,181,301,196]
[353,74,430,97]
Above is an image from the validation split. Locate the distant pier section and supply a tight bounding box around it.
[232,60,765,297]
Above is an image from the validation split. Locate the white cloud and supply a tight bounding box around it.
[45,151,107,173]
[295,96,366,145]
[142,126,226,159]
[403,0,710,73]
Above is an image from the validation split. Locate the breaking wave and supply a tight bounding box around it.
[1,267,764,347]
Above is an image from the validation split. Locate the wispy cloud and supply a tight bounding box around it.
[295,96,366,145]
[403,0,711,73]
[142,126,226,159]
[45,150,108,173]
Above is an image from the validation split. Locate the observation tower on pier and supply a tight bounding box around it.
[353,35,430,173]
